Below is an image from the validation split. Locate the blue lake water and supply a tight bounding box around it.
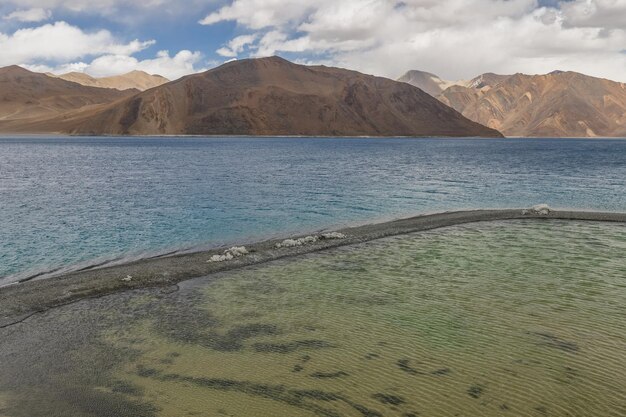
[1,136,625,284]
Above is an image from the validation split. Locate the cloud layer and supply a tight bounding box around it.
[0,21,153,65]
[202,0,626,82]
[0,20,205,79]
[1,0,214,15]
[3,8,52,22]
[1,0,625,82]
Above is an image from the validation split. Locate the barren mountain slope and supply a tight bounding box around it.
[0,66,135,124]
[54,70,169,91]
[397,70,462,96]
[438,71,626,137]
[65,57,502,137]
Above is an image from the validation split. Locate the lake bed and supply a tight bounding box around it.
[1,219,624,417]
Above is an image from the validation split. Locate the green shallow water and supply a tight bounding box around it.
[1,220,625,417]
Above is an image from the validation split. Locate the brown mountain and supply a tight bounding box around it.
[398,70,511,96]
[0,65,135,131]
[397,70,461,97]
[465,73,511,89]
[438,71,626,137]
[62,56,501,137]
[51,70,169,91]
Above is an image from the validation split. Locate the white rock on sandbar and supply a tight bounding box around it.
[207,246,249,263]
[276,236,318,248]
[320,232,347,240]
[522,204,552,215]
[275,232,347,248]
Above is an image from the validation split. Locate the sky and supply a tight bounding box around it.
[0,0,625,82]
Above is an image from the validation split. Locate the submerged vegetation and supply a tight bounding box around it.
[0,220,625,417]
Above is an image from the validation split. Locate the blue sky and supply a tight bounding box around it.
[1,0,625,82]
[42,6,236,62]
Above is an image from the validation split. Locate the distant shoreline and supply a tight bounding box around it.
[1,134,626,139]
[1,208,625,328]
[0,133,502,139]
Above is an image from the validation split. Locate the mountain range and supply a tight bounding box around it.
[48,70,169,91]
[397,71,510,96]
[398,69,626,137]
[0,57,500,137]
[0,57,624,138]
[0,66,135,128]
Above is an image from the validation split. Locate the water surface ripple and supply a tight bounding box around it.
[1,137,625,283]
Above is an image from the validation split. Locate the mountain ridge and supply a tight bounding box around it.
[49,70,169,91]
[399,67,626,137]
[0,65,136,127]
[437,70,626,137]
[398,70,511,96]
[51,56,502,137]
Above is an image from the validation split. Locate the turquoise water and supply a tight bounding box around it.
[1,137,625,283]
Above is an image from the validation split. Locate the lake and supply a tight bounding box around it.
[1,136,625,284]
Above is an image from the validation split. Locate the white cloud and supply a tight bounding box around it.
[200,0,626,82]
[30,50,205,80]
[560,0,626,29]
[0,21,154,66]
[2,0,222,17]
[216,34,258,57]
[0,21,206,80]
[3,8,52,22]
[199,0,312,29]
[23,61,88,74]
[4,0,626,83]
[4,0,160,13]
[85,50,205,79]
